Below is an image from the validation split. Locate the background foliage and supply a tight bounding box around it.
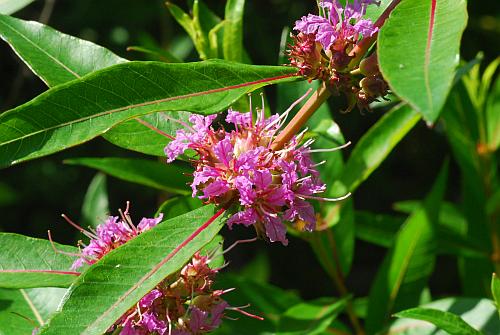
[0,0,499,334]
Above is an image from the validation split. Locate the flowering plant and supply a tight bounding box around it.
[0,1,498,335]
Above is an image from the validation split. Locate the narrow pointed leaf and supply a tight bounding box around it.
[0,60,298,168]
[492,273,500,315]
[390,297,500,335]
[0,233,79,289]
[335,103,420,195]
[0,13,126,87]
[65,157,191,195]
[277,297,347,335]
[395,308,483,335]
[378,0,468,122]
[39,205,226,335]
[223,0,245,62]
[80,173,109,229]
[366,162,448,333]
[0,287,67,334]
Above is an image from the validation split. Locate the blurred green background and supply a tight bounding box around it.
[0,0,498,301]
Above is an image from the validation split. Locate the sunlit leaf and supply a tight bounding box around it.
[0,233,79,289]
[378,0,468,122]
[39,205,226,335]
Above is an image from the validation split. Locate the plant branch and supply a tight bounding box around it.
[271,82,331,151]
[324,224,365,335]
[348,0,402,68]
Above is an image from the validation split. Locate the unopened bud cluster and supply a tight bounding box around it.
[288,0,389,111]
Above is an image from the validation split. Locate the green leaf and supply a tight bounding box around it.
[65,157,191,195]
[0,0,35,15]
[378,0,468,122]
[356,209,487,258]
[156,196,202,219]
[366,162,448,333]
[276,297,347,335]
[492,273,500,316]
[102,111,191,157]
[80,173,109,229]
[363,0,392,23]
[442,80,495,296]
[355,211,404,248]
[0,14,126,87]
[39,205,226,335]
[0,233,79,289]
[486,64,500,150]
[0,287,67,334]
[336,103,420,195]
[166,1,221,60]
[390,297,499,335]
[215,274,301,335]
[223,0,245,62]
[0,60,298,168]
[395,308,483,335]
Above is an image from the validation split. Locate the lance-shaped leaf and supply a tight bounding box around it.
[390,297,500,335]
[335,103,420,195]
[492,273,500,316]
[378,0,468,122]
[65,157,191,195]
[223,0,245,62]
[395,308,483,335]
[0,233,80,289]
[80,173,109,229]
[0,60,298,168]
[39,205,226,335]
[0,13,126,87]
[0,287,67,334]
[276,297,348,335]
[365,162,448,333]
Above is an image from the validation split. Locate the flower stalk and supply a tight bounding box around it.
[271,82,331,151]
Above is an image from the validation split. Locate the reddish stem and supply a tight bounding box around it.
[348,0,402,68]
[271,82,331,151]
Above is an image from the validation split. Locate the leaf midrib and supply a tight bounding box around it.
[0,72,296,148]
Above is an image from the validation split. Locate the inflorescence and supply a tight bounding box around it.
[53,203,259,335]
[165,94,350,246]
[288,0,389,111]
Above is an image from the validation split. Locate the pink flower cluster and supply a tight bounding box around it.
[165,97,347,245]
[70,209,163,270]
[66,205,246,335]
[294,0,379,53]
[114,251,231,335]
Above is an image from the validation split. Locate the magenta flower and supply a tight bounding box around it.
[294,0,379,52]
[165,94,351,245]
[68,205,163,270]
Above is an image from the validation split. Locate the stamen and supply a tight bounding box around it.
[61,214,97,240]
[47,230,88,258]
[298,192,352,202]
[296,128,311,143]
[227,305,265,321]
[311,160,327,167]
[306,141,351,153]
[221,238,258,255]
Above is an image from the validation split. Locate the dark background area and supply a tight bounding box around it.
[0,0,499,300]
